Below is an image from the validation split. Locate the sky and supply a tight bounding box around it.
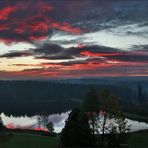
[0,0,148,79]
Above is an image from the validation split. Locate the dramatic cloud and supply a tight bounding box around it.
[0,0,82,44]
[0,6,16,20]
[0,0,148,78]
[0,51,32,58]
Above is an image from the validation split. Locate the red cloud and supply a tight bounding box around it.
[0,61,148,79]
[0,1,83,43]
[0,6,16,20]
[80,51,121,57]
[51,22,82,34]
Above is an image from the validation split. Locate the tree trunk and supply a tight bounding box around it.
[91,115,95,136]
[102,116,107,146]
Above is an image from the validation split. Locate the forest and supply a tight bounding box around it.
[0,80,147,116]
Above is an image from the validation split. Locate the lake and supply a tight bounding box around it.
[1,112,148,133]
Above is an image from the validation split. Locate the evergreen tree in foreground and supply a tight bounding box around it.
[60,108,95,147]
[0,116,4,130]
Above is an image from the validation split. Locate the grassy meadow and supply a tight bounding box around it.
[0,132,58,148]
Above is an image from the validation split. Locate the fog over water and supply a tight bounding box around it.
[1,112,148,133]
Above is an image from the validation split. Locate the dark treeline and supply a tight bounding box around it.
[60,88,130,147]
[0,80,147,116]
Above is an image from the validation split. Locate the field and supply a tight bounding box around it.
[125,113,148,147]
[0,130,148,148]
[128,132,148,148]
[0,132,58,148]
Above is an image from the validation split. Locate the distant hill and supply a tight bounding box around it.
[0,79,147,115]
[54,76,148,90]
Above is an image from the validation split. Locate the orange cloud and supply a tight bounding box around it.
[80,51,122,57]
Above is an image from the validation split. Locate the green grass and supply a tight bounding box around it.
[1,131,148,148]
[0,133,58,148]
[128,132,148,148]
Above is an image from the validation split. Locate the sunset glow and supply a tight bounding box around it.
[0,0,148,79]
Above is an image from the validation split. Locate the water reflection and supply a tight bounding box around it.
[0,112,148,133]
[0,112,69,133]
[127,119,148,132]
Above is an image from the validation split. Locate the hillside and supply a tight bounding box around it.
[0,80,140,115]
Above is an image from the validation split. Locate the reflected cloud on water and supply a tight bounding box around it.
[0,111,148,133]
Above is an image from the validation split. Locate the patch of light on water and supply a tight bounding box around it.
[127,119,148,132]
[0,112,70,133]
[0,112,148,133]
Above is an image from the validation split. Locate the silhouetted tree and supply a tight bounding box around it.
[96,89,120,146]
[0,116,4,130]
[60,108,95,147]
[82,88,130,147]
[115,112,130,134]
[82,87,100,135]
[107,111,130,147]
[46,121,54,132]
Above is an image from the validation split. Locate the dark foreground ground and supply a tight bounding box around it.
[0,129,58,148]
[0,129,148,148]
[128,130,148,148]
